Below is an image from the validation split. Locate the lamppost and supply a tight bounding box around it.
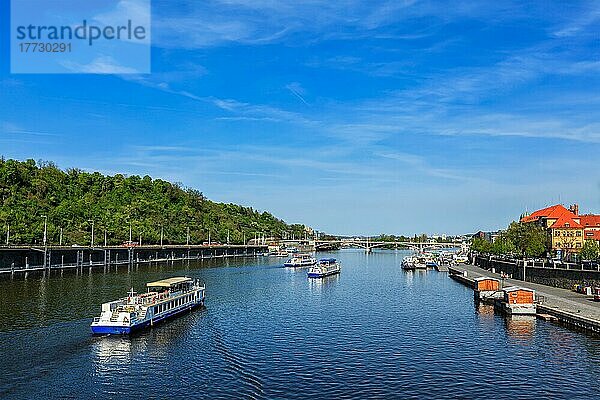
[42,215,48,269]
[187,226,190,246]
[5,223,9,245]
[42,215,48,247]
[129,221,133,243]
[160,224,164,247]
[59,227,63,246]
[88,219,95,248]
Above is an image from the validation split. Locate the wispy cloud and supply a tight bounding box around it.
[551,3,600,37]
[62,56,142,74]
[285,82,309,105]
[0,122,58,137]
[150,0,495,49]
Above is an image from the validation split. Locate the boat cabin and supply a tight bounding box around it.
[473,277,500,292]
[147,277,194,293]
[318,258,336,266]
[503,286,535,304]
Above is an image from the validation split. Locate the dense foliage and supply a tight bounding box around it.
[581,240,600,261]
[471,222,550,258]
[0,158,307,245]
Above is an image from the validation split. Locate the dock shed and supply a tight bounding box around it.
[503,286,535,304]
[473,277,500,292]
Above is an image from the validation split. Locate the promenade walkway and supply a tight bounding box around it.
[449,263,600,332]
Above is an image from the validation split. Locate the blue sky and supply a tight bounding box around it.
[1,1,599,235]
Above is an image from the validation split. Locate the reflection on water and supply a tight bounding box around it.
[2,250,600,399]
[93,337,134,373]
[308,274,340,292]
[504,315,536,340]
[475,303,495,319]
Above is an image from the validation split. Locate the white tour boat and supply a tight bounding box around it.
[91,277,205,335]
[283,253,317,267]
[308,258,341,278]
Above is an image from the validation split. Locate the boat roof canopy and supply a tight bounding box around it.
[503,286,534,293]
[319,258,336,262]
[147,277,192,288]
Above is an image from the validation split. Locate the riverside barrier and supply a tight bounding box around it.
[475,255,600,289]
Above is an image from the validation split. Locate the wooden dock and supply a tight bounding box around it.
[0,244,269,277]
[449,263,600,334]
[435,264,449,272]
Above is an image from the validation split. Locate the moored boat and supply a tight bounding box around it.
[308,258,341,278]
[283,253,317,267]
[91,277,205,335]
[494,286,536,315]
[401,256,416,270]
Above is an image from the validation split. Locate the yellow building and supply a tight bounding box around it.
[521,204,584,255]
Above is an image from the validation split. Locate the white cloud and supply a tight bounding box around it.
[62,56,142,74]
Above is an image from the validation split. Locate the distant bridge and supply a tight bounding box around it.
[278,239,464,253]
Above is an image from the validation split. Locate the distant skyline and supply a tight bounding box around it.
[1,1,599,235]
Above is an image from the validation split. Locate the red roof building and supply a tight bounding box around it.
[581,214,600,229]
[520,204,592,255]
[520,204,582,229]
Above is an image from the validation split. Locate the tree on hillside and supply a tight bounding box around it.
[581,240,600,261]
[0,158,308,245]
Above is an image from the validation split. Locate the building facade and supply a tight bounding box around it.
[520,204,587,256]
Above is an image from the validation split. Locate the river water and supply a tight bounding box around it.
[1,249,600,399]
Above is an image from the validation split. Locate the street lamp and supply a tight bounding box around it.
[42,215,48,246]
[41,215,48,269]
[160,224,164,247]
[187,226,190,246]
[88,219,95,248]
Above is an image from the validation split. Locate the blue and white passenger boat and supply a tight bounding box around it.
[307,258,341,278]
[91,277,205,335]
[283,253,317,267]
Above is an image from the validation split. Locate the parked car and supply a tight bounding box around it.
[582,260,599,270]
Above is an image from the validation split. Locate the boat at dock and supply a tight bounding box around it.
[401,256,416,270]
[402,254,427,270]
[91,277,205,335]
[283,253,317,267]
[494,286,536,316]
[473,277,503,303]
[308,258,341,278]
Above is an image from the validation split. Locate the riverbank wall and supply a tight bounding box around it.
[474,255,600,290]
[448,264,600,335]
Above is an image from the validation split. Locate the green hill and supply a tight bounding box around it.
[0,158,307,246]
